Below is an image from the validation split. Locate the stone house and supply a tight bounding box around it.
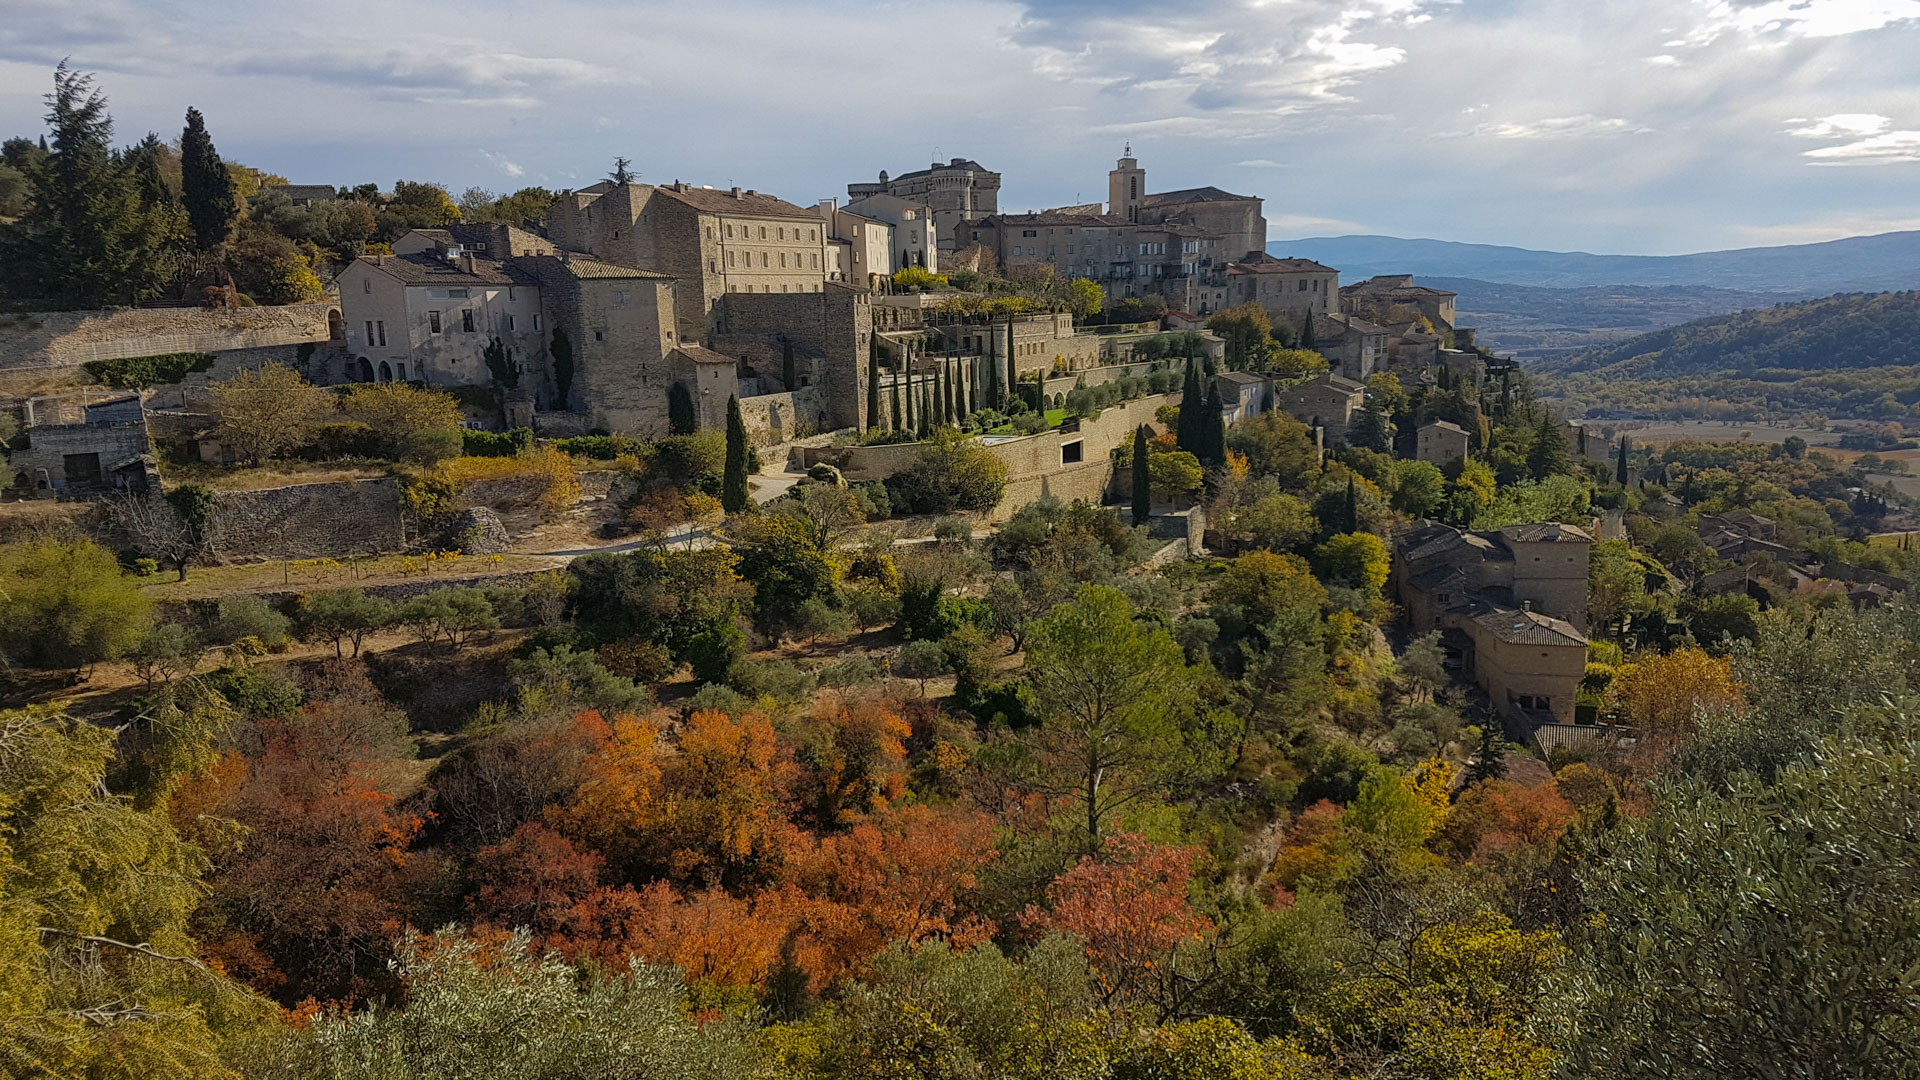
[393,224,556,260]
[816,201,894,291]
[545,181,830,343]
[5,394,157,498]
[1311,311,1388,382]
[1340,274,1458,331]
[1416,419,1470,469]
[842,193,939,272]
[334,251,544,387]
[1215,370,1268,424]
[1394,520,1595,726]
[1106,149,1266,268]
[1275,373,1363,447]
[1227,253,1340,329]
[848,158,1000,254]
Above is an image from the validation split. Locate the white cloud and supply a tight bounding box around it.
[1676,0,1920,45]
[1474,114,1650,140]
[1786,113,1892,138]
[1234,158,1292,168]
[1643,53,1681,65]
[1803,129,1920,165]
[480,150,525,178]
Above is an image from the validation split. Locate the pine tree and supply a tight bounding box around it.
[609,157,635,184]
[781,337,797,391]
[1132,425,1152,526]
[722,395,750,512]
[3,63,175,307]
[667,382,696,434]
[179,106,237,250]
[865,343,881,432]
[1466,722,1508,783]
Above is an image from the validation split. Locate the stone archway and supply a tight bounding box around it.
[378,361,393,382]
[327,309,344,340]
[358,357,375,382]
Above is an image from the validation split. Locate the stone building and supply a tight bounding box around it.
[842,193,939,272]
[1340,274,1458,331]
[393,223,557,260]
[816,201,894,291]
[1394,520,1594,726]
[1216,370,1268,423]
[517,256,681,434]
[848,158,1000,254]
[334,251,544,387]
[710,286,872,432]
[5,394,157,498]
[545,181,830,342]
[1311,311,1388,382]
[1416,419,1470,469]
[1227,253,1340,328]
[1275,373,1363,447]
[1107,148,1266,267]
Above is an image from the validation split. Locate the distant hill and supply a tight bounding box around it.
[1424,277,1806,358]
[1534,291,1920,378]
[1267,231,1920,294]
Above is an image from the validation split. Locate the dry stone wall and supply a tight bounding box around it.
[0,304,339,376]
[213,478,406,560]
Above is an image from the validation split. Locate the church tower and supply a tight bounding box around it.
[1108,145,1144,222]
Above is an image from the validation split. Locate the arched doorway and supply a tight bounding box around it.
[327,309,344,340]
[378,361,392,382]
[358,357,375,382]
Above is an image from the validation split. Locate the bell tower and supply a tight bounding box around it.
[1108,144,1144,222]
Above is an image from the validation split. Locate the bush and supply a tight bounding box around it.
[213,594,292,649]
[202,663,302,720]
[509,645,650,714]
[725,657,818,704]
[595,638,680,684]
[884,431,1009,516]
[0,536,153,670]
[933,517,974,546]
[83,351,215,389]
[462,427,533,457]
[817,655,880,688]
[684,620,748,685]
[552,433,645,461]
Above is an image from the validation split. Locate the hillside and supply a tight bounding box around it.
[1534,290,1920,377]
[1529,290,1920,420]
[1267,231,1920,294]
[1426,277,1803,358]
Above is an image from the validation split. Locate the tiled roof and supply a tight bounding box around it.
[1472,606,1587,646]
[1318,311,1391,336]
[653,184,818,220]
[673,345,738,367]
[1501,522,1594,543]
[1142,185,1257,205]
[366,252,533,287]
[1421,420,1469,435]
[984,211,1130,228]
[1229,257,1337,274]
[1410,564,1469,591]
[1217,371,1265,384]
[886,159,996,182]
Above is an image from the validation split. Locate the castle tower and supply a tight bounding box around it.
[1108,144,1144,223]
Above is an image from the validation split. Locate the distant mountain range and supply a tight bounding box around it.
[1265,231,1920,295]
[1417,277,1811,359]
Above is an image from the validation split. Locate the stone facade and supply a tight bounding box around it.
[1341,274,1458,331]
[5,395,155,498]
[1275,373,1363,447]
[1312,312,1388,382]
[841,193,938,272]
[1416,420,1470,469]
[334,252,544,388]
[545,181,830,343]
[520,257,681,435]
[1228,254,1339,330]
[709,287,871,431]
[848,158,1000,254]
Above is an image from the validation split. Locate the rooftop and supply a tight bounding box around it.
[984,211,1131,228]
[1472,606,1587,646]
[653,183,818,220]
[366,252,533,287]
[1217,370,1266,385]
[1229,255,1338,275]
[1501,522,1594,544]
[1421,420,1470,435]
[673,344,738,367]
[1142,185,1258,206]
[529,254,674,281]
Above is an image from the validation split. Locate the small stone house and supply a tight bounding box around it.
[1275,373,1363,447]
[1416,419,1470,469]
[5,395,157,498]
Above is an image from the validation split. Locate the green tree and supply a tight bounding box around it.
[1022,584,1193,853]
[1313,532,1391,600]
[1528,413,1570,479]
[1615,432,1630,486]
[550,327,575,408]
[884,430,1009,515]
[865,344,881,432]
[1068,276,1105,320]
[722,395,751,513]
[1391,459,1448,518]
[178,106,237,250]
[0,536,153,671]
[1177,359,1205,454]
[1132,425,1152,526]
[211,363,333,465]
[341,381,463,464]
[894,638,948,696]
[668,382,697,434]
[1,63,177,307]
[297,588,395,657]
[482,336,519,388]
[734,514,838,637]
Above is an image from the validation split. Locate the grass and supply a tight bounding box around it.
[160,458,397,491]
[141,551,561,602]
[983,409,1070,436]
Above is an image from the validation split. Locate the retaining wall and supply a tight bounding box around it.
[0,303,341,375]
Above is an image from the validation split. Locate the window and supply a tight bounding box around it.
[362,277,371,293]
[759,226,767,239]
[506,315,516,332]
[709,260,717,273]
[429,310,442,333]
[533,314,543,331]
[727,251,736,267]
[810,253,818,268]
[461,309,475,333]
[376,320,387,346]
[761,252,769,267]
[507,287,516,300]
[811,228,818,240]
[725,223,733,238]
[448,288,469,299]
[779,252,787,268]
[706,226,714,239]
[1022,229,1037,238]
[778,227,785,240]
[1061,440,1084,465]
[594,330,604,341]
[365,320,375,344]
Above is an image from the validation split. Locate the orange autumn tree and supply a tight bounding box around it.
[548,710,664,869]
[797,696,913,828]
[1023,832,1213,1009]
[1607,647,1745,756]
[655,708,800,888]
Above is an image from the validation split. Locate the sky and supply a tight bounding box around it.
[2,0,1917,255]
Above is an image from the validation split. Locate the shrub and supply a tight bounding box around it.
[884,431,1008,516]
[817,655,880,688]
[509,644,650,714]
[596,638,680,684]
[213,594,292,649]
[684,619,748,684]
[201,663,302,720]
[552,433,645,461]
[440,446,582,518]
[933,517,974,545]
[462,427,533,457]
[725,657,818,704]
[83,351,215,389]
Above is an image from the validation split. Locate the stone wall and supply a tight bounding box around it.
[212,478,407,560]
[711,287,870,430]
[736,388,828,444]
[0,303,341,375]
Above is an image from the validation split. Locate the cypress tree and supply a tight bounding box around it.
[1177,359,1203,454]
[890,365,902,431]
[781,337,797,391]
[903,356,915,432]
[1204,381,1227,466]
[1300,313,1317,350]
[919,382,933,438]
[932,362,946,426]
[1343,475,1358,534]
[722,395,750,513]
[944,360,958,424]
[179,106,237,251]
[1006,337,1020,412]
[865,344,880,432]
[1616,433,1631,486]
[1132,425,1152,526]
[985,331,1002,409]
[667,382,696,435]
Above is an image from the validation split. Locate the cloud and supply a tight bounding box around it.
[1786,113,1892,138]
[1674,0,1920,45]
[1233,158,1292,168]
[1803,129,1920,165]
[480,150,525,178]
[1473,114,1650,140]
[222,43,641,108]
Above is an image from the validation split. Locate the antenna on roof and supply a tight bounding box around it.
[1124,141,1132,156]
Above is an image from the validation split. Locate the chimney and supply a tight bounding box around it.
[730,186,742,198]
[461,253,476,274]
[1521,600,1533,613]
